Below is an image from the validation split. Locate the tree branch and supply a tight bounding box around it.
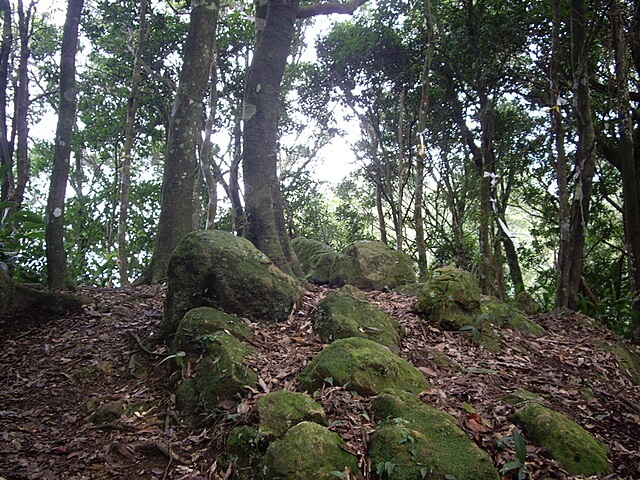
[296,0,369,19]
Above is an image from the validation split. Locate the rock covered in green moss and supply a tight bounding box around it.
[312,288,403,348]
[369,389,499,480]
[512,402,609,476]
[291,237,337,284]
[171,307,253,360]
[596,340,640,385]
[298,337,427,396]
[257,390,326,438]
[226,425,270,479]
[161,230,302,340]
[175,378,199,424]
[195,331,258,410]
[260,421,360,479]
[481,298,544,335]
[330,241,416,291]
[415,266,481,329]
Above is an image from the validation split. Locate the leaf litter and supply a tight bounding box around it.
[0,284,639,479]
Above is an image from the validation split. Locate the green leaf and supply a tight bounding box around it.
[500,460,523,473]
[513,428,527,464]
[0,162,11,177]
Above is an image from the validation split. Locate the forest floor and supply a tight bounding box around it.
[1,284,640,480]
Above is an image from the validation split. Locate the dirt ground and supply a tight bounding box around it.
[1,284,639,479]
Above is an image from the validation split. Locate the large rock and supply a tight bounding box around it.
[171,307,253,361]
[330,241,415,291]
[260,421,360,480]
[481,298,544,335]
[194,331,258,411]
[257,390,326,438]
[312,287,403,348]
[369,389,499,480]
[511,402,609,476]
[298,337,427,396]
[291,237,337,284]
[415,266,481,329]
[160,230,302,340]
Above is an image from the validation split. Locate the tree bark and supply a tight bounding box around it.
[556,0,597,310]
[141,0,219,284]
[199,45,218,230]
[118,0,148,286]
[414,0,435,280]
[10,0,31,214]
[45,0,84,290]
[242,0,301,276]
[610,0,640,338]
[0,0,12,204]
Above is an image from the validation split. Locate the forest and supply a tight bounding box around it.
[0,0,639,341]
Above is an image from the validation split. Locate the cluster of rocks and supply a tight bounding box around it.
[158,231,622,479]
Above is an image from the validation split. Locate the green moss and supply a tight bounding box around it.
[596,341,640,385]
[415,267,481,330]
[512,402,609,476]
[291,237,337,284]
[369,390,499,480]
[502,389,540,406]
[257,390,326,438]
[330,241,415,290]
[260,422,360,479]
[161,230,302,339]
[175,379,199,425]
[312,290,403,348]
[298,337,428,396]
[195,332,258,411]
[482,298,544,335]
[225,426,269,479]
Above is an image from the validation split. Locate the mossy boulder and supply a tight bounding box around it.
[415,266,481,330]
[330,241,415,291]
[312,288,403,348]
[511,402,609,476]
[298,337,427,396]
[160,230,302,340]
[195,331,258,411]
[291,237,337,284]
[226,425,270,479]
[257,390,326,438]
[369,390,499,480]
[175,378,199,425]
[171,307,253,362]
[481,298,544,335]
[260,421,360,479]
[595,341,640,385]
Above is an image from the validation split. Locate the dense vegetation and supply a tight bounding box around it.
[0,0,639,339]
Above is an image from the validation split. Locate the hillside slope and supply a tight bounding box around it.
[1,285,639,479]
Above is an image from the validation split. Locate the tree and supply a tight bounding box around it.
[117,0,148,285]
[44,0,84,290]
[242,0,367,276]
[555,0,599,310]
[140,0,219,284]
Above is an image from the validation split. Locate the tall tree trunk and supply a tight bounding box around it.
[118,0,148,286]
[414,0,435,280]
[610,0,640,338]
[45,0,84,290]
[0,0,12,204]
[395,90,405,252]
[556,0,597,309]
[10,0,31,214]
[242,0,300,276]
[549,0,571,307]
[199,46,218,230]
[141,0,219,284]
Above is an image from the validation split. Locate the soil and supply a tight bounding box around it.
[1,284,639,480]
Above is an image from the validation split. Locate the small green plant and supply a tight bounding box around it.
[460,314,488,340]
[499,427,529,479]
[375,461,396,478]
